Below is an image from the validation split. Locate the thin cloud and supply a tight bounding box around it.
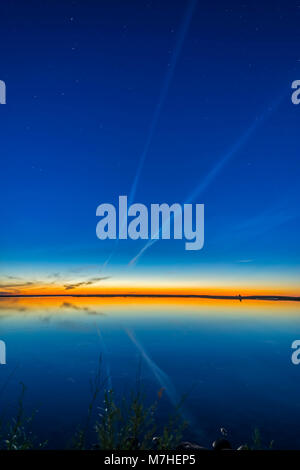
[63,276,111,291]
[0,282,34,288]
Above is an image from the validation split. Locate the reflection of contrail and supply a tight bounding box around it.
[128,92,286,266]
[124,327,179,406]
[102,0,198,270]
[129,0,198,204]
[124,327,202,438]
[95,324,112,389]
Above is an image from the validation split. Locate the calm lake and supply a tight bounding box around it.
[0,297,300,449]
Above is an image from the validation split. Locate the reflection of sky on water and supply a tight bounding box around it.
[0,298,300,449]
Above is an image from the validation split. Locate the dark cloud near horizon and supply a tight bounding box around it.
[63,277,111,291]
[0,282,34,288]
[0,281,35,295]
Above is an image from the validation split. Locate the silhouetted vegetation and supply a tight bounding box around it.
[0,362,274,451]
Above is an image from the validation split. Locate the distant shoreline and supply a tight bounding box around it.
[0,294,299,302]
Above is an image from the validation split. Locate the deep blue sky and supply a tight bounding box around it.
[0,0,299,290]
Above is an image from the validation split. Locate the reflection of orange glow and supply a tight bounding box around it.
[0,294,299,319]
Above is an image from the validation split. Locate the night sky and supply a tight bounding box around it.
[0,0,299,294]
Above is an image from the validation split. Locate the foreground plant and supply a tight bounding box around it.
[93,388,186,450]
[0,366,274,451]
[0,383,46,450]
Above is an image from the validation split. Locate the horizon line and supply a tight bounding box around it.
[0,293,299,302]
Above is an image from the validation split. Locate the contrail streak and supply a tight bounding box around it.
[101,0,198,270]
[185,93,285,204]
[129,0,198,204]
[128,92,286,266]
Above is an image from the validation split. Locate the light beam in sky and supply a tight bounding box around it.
[128,92,286,266]
[102,0,198,270]
[129,0,198,204]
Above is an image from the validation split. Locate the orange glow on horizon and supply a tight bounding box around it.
[0,283,300,297]
[1,283,299,297]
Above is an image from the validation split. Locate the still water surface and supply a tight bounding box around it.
[0,297,300,449]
